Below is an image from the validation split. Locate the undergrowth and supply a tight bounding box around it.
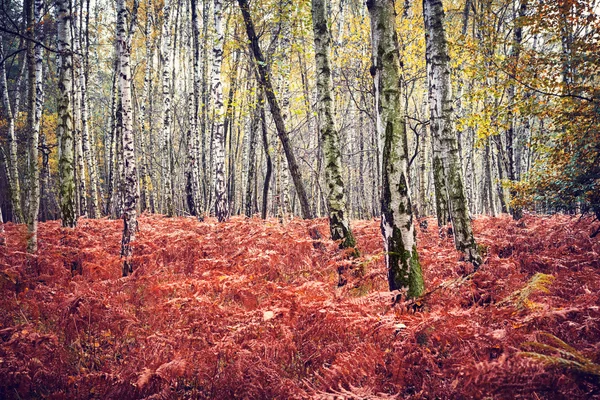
[0,214,599,399]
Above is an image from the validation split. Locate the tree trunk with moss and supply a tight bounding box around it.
[311,0,355,248]
[57,0,77,228]
[368,0,424,297]
[424,0,481,267]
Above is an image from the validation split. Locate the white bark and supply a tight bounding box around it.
[117,0,139,275]
[0,40,23,223]
[160,0,174,216]
[424,0,481,266]
[57,0,77,227]
[368,0,423,297]
[212,0,228,221]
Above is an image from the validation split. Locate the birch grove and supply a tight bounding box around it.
[0,0,596,291]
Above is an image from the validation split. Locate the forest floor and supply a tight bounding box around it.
[0,213,599,399]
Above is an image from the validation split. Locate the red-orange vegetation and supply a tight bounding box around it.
[0,214,599,398]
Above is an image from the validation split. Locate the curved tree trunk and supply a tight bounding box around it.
[368,0,424,298]
[311,0,355,248]
[423,0,481,267]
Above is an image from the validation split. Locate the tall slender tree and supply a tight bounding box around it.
[212,0,228,221]
[423,0,481,267]
[57,0,77,228]
[160,0,174,216]
[311,0,355,248]
[25,0,44,251]
[0,41,24,224]
[117,0,139,276]
[368,0,424,297]
[238,0,313,220]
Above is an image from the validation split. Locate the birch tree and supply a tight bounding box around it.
[212,0,228,221]
[423,0,481,267]
[238,0,313,220]
[368,0,424,297]
[25,0,44,252]
[0,40,23,223]
[160,0,174,216]
[117,0,139,276]
[57,0,76,228]
[311,0,355,248]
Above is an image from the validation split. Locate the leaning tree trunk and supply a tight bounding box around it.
[117,0,139,276]
[238,0,313,219]
[424,0,481,267]
[57,0,77,228]
[368,0,424,298]
[311,0,355,248]
[0,41,24,223]
[211,0,228,221]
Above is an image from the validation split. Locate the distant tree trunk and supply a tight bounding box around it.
[80,70,99,218]
[245,89,260,217]
[311,0,355,248]
[0,206,4,246]
[0,41,24,223]
[25,0,44,252]
[259,92,272,219]
[72,8,87,217]
[238,0,313,219]
[117,0,139,276]
[484,138,496,216]
[57,0,77,228]
[160,0,174,216]
[506,0,527,220]
[187,0,202,218]
[368,0,424,297]
[424,0,481,267]
[139,0,154,213]
[106,60,118,216]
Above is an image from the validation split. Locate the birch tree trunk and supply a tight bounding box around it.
[368,0,424,297]
[211,0,228,221]
[117,0,139,276]
[245,88,260,217]
[238,0,313,219]
[79,16,100,219]
[0,41,24,223]
[424,0,481,267]
[139,0,153,213]
[187,0,202,218]
[160,0,174,216]
[25,0,44,252]
[57,0,77,228]
[311,0,355,248]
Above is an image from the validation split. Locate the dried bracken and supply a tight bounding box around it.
[0,214,599,399]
